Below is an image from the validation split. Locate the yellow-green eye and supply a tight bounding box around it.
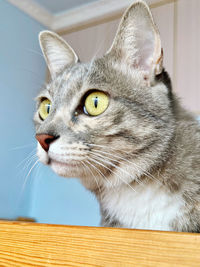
[39,98,51,120]
[84,91,109,116]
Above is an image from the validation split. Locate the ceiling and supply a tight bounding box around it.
[34,0,98,14]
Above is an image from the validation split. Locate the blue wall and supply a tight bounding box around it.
[30,166,100,226]
[0,0,46,218]
[0,0,100,225]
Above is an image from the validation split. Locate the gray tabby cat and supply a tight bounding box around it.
[34,0,200,232]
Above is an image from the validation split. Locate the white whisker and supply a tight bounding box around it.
[18,159,39,204]
[80,161,102,197]
[87,156,137,193]
[16,149,37,172]
[90,150,144,188]
[25,48,44,58]
[85,159,113,188]
[87,143,161,185]
[8,143,35,151]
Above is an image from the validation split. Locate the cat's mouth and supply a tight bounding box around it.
[47,153,84,177]
[49,158,81,168]
[37,144,86,177]
[48,152,83,166]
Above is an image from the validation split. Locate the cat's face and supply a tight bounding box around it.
[34,1,175,190]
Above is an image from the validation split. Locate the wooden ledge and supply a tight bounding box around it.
[0,221,200,266]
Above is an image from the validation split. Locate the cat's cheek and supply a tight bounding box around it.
[36,143,49,165]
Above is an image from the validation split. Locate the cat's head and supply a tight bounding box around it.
[34,0,175,190]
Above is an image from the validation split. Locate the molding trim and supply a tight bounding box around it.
[7,0,173,32]
[54,0,174,33]
[6,0,53,28]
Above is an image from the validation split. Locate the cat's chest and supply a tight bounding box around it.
[101,183,183,231]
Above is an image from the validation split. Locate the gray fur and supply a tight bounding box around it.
[34,1,200,232]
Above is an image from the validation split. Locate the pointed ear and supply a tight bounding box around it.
[107,0,163,80]
[39,31,78,79]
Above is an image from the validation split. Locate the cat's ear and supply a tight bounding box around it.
[39,31,78,79]
[107,0,163,80]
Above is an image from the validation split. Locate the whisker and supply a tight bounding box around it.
[90,151,144,189]
[87,143,161,185]
[8,143,35,151]
[85,159,113,188]
[91,148,155,184]
[80,160,88,178]
[19,159,40,201]
[22,154,38,171]
[92,148,144,179]
[87,156,137,193]
[16,148,37,169]
[80,161,102,197]
[14,159,40,217]
[25,48,44,58]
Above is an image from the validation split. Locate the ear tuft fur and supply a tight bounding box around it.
[107,0,163,80]
[39,31,78,79]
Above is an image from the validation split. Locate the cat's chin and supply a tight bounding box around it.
[50,159,84,178]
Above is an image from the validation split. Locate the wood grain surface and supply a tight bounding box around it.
[0,221,200,266]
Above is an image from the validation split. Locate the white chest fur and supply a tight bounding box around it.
[101,182,184,231]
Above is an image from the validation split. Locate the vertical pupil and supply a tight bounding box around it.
[94,97,98,108]
[46,104,50,113]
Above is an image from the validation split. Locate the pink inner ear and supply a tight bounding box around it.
[134,30,155,72]
[107,2,162,75]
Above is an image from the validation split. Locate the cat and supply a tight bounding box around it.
[34,0,200,232]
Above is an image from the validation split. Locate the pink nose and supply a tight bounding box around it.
[35,134,57,152]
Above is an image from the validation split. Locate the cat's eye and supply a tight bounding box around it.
[84,91,109,116]
[39,98,51,120]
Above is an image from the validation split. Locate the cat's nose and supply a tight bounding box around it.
[35,134,58,152]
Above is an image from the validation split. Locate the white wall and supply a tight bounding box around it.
[63,1,174,80]
[175,0,200,113]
